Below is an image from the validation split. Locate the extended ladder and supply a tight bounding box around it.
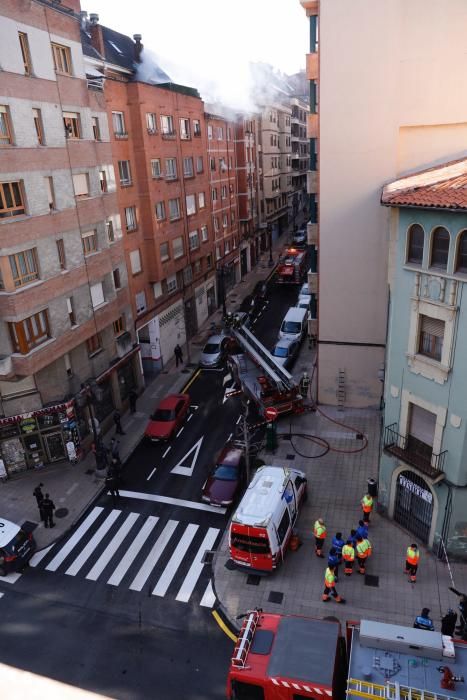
[231,610,261,669]
[347,678,460,700]
[232,325,296,393]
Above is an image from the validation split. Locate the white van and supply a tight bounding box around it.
[279,306,308,343]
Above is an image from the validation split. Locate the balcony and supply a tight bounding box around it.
[383,424,446,480]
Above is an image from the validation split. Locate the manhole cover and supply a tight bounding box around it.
[55,508,68,519]
[365,574,379,587]
[286,454,295,460]
[246,575,261,586]
[224,559,236,570]
[268,591,283,604]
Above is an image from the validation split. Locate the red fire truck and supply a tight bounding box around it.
[275,247,308,285]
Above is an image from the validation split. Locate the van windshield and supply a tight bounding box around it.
[282,321,301,334]
[3,529,27,556]
[231,534,270,554]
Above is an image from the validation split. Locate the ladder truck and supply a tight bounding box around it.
[275,247,309,285]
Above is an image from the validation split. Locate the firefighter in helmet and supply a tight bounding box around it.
[300,371,310,398]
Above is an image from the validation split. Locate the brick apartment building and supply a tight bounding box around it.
[234,116,261,270]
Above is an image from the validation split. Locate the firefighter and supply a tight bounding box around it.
[299,371,310,399]
[361,492,374,525]
[313,518,327,558]
[331,532,345,559]
[322,565,345,604]
[327,547,340,581]
[356,519,368,540]
[414,608,434,631]
[342,539,355,576]
[356,535,371,574]
[405,543,420,583]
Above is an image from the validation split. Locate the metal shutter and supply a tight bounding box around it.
[409,404,436,446]
[420,315,444,337]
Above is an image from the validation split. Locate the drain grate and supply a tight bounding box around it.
[246,574,261,586]
[202,550,215,565]
[364,574,379,587]
[268,591,284,604]
[55,508,69,519]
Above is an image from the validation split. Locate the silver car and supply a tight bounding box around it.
[271,338,300,370]
[200,335,229,368]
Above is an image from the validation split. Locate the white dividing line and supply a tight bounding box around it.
[176,427,184,437]
[0,592,4,599]
[187,413,193,422]
[152,523,199,597]
[190,405,199,410]
[162,446,171,458]
[0,572,22,584]
[129,519,178,592]
[236,415,242,425]
[29,544,54,568]
[118,490,227,515]
[200,580,216,608]
[175,528,219,603]
[65,510,121,577]
[86,512,139,582]
[65,483,79,496]
[146,467,157,481]
[107,516,158,586]
[227,433,233,442]
[46,507,103,572]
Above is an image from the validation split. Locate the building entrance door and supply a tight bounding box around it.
[394,470,433,544]
[44,431,66,462]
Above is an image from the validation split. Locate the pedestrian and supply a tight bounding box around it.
[322,565,345,604]
[95,443,109,471]
[174,343,184,367]
[129,389,137,414]
[313,518,327,558]
[348,528,358,547]
[356,519,369,540]
[113,409,125,435]
[361,492,374,525]
[41,493,56,528]
[332,532,345,559]
[405,543,420,583]
[414,608,434,631]
[327,547,340,581]
[342,539,355,576]
[110,437,120,460]
[105,472,120,507]
[356,535,371,575]
[33,483,45,522]
[441,609,457,637]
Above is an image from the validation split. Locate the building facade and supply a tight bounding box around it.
[235,115,261,271]
[290,96,309,230]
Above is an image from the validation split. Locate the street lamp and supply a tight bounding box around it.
[78,382,103,447]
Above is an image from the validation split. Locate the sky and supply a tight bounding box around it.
[84,0,308,109]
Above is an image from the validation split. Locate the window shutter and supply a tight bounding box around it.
[90,282,104,308]
[409,404,436,446]
[72,173,88,196]
[420,315,444,338]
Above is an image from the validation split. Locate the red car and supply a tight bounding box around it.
[201,444,246,507]
[145,394,190,442]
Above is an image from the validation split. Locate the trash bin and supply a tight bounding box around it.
[367,478,378,498]
[266,422,277,452]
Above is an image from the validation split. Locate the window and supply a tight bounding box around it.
[146,112,157,133]
[130,249,142,275]
[212,188,218,202]
[72,173,89,198]
[277,509,291,545]
[418,315,444,361]
[167,274,177,293]
[194,259,201,275]
[66,297,77,326]
[99,170,107,193]
[0,181,25,218]
[165,158,177,180]
[455,231,467,273]
[9,248,39,287]
[196,156,203,173]
[113,268,121,289]
[216,244,221,260]
[51,42,72,75]
[183,266,193,284]
[206,254,212,269]
[221,185,227,199]
[183,157,194,178]
[210,157,216,171]
[125,206,137,232]
[90,282,104,308]
[160,241,170,262]
[189,230,199,250]
[86,333,101,356]
[231,210,236,224]
[186,194,196,216]
[18,32,32,75]
[155,201,166,221]
[430,227,450,269]
[223,213,228,228]
[0,106,12,146]
[201,225,208,242]
[106,220,115,242]
[198,192,205,209]
[225,240,230,254]
[217,127,223,140]
[193,119,201,137]
[56,239,66,270]
[169,198,180,220]
[207,125,213,140]
[112,111,126,137]
[92,116,100,140]
[407,404,436,465]
[160,114,174,136]
[118,160,132,186]
[9,310,50,354]
[173,236,184,259]
[151,159,161,178]
[64,352,72,378]
[33,108,44,145]
[81,230,98,255]
[113,316,125,335]
[219,158,226,171]
[135,290,147,315]
[214,216,219,232]
[407,224,424,264]
[63,112,80,139]
[45,176,56,210]
[180,118,190,139]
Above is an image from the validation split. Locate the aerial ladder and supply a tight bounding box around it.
[347,678,461,700]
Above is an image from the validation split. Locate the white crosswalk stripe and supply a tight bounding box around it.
[129,519,177,592]
[65,510,121,577]
[86,512,139,582]
[46,507,103,572]
[199,580,216,608]
[175,527,219,603]
[152,523,199,597]
[107,515,158,586]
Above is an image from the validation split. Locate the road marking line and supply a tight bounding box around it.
[46,507,103,572]
[162,446,171,458]
[222,373,232,386]
[146,467,157,481]
[65,483,79,496]
[182,369,200,392]
[86,512,139,582]
[107,516,158,586]
[212,610,237,642]
[227,433,233,442]
[190,404,199,410]
[176,528,219,603]
[176,427,184,437]
[0,572,22,584]
[130,520,178,592]
[118,489,227,515]
[30,544,54,568]
[152,523,199,597]
[0,592,4,599]
[65,510,121,576]
[187,413,193,422]
[171,436,204,476]
[236,415,242,425]
[200,580,216,608]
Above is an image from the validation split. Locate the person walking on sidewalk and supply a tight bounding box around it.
[327,547,341,581]
[113,409,125,435]
[33,483,45,522]
[174,343,184,367]
[105,472,120,507]
[129,389,137,414]
[356,535,371,574]
[42,493,56,528]
[356,519,369,540]
[361,492,374,525]
[342,539,355,576]
[405,543,420,583]
[322,565,345,604]
[313,518,327,558]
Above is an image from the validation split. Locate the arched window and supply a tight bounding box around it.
[407,224,424,264]
[455,231,467,273]
[430,227,450,270]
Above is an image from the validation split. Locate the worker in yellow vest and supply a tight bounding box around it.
[405,543,420,583]
[342,540,355,576]
[361,492,374,525]
[322,565,345,604]
[313,518,327,558]
[356,535,371,574]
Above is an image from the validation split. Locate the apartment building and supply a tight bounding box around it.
[0,0,139,476]
[300,0,467,408]
[290,97,309,228]
[234,116,261,271]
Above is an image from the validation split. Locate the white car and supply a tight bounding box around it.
[298,281,311,302]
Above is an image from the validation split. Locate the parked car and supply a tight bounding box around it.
[0,519,36,576]
[298,281,311,301]
[292,229,307,248]
[201,444,246,507]
[278,306,309,343]
[271,338,300,370]
[200,335,230,368]
[144,394,190,442]
[296,297,312,314]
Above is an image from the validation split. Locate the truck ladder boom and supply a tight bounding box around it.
[232,325,295,392]
[347,678,460,700]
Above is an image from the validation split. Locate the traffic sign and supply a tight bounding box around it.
[265,407,278,422]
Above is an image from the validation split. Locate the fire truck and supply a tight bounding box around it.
[275,247,308,285]
[226,323,303,418]
[227,610,467,700]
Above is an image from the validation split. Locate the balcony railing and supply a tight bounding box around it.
[383,423,446,479]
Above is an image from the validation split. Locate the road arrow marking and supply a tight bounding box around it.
[171,436,204,476]
[222,373,232,386]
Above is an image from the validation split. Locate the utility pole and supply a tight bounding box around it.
[234,398,251,484]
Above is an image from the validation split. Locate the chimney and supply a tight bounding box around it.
[89,13,99,25]
[133,34,143,64]
[79,10,88,31]
[89,14,105,58]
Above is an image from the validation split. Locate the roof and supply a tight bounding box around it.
[0,519,20,547]
[233,466,299,525]
[101,26,139,72]
[381,157,467,210]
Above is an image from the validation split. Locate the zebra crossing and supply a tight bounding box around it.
[26,506,220,607]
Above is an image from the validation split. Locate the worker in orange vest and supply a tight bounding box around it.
[342,539,355,576]
[356,535,371,574]
[361,492,374,525]
[405,543,420,583]
[313,518,327,558]
[322,565,345,604]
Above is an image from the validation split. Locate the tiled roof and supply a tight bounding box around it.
[381,157,467,210]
